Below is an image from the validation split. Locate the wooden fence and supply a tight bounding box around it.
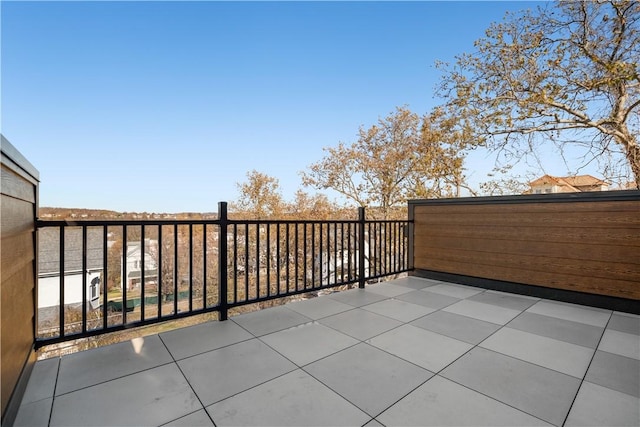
[409,191,640,310]
[1,135,39,423]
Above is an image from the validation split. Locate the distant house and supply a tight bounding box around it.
[528,174,608,194]
[122,239,158,291]
[38,227,103,311]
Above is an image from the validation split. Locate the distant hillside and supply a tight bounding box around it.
[39,207,217,220]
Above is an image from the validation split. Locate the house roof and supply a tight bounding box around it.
[39,227,104,274]
[529,174,606,191]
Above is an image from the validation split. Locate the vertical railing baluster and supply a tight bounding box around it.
[266,223,271,297]
[244,224,249,302]
[311,223,322,288]
[122,225,128,324]
[294,224,299,292]
[358,207,365,288]
[59,225,65,337]
[82,226,87,333]
[188,223,193,313]
[218,202,228,320]
[313,224,317,288]
[303,224,307,290]
[285,224,290,293]
[347,223,352,282]
[203,223,208,309]
[141,224,146,322]
[158,225,163,318]
[276,223,281,296]
[103,226,108,330]
[233,223,238,304]
[173,224,178,315]
[333,223,337,285]
[255,223,260,299]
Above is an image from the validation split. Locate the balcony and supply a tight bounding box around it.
[13,277,640,426]
[2,137,639,426]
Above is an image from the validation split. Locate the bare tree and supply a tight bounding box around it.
[231,170,284,219]
[437,0,639,187]
[301,106,467,218]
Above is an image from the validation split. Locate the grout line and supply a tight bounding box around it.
[559,310,614,427]
[47,357,63,427]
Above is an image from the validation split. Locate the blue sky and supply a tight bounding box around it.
[2,1,552,213]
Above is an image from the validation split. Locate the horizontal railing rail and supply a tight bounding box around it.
[35,203,411,347]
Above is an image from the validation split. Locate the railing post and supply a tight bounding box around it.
[218,202,228,321]
[358,207,366,289]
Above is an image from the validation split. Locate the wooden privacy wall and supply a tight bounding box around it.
[410,191,640,301]
[1,136,39,420]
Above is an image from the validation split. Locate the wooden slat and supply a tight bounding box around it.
[415,258,640,300]
[1,166,35,203]
[0,232,34,282]
[414,224,640,247]
[1,196,33,238]
[414,200,639,215]
[416,247,639,283]
[416,235,633,265]
[415,210,640,228]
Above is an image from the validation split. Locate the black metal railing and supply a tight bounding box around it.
[35,203,411,347]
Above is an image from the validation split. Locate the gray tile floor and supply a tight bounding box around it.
[14,277,640,426]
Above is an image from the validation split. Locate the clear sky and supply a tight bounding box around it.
[2,0,552,213]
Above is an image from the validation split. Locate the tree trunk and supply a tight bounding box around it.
[624,137,640,189]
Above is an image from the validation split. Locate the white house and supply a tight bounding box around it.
[38,270,102,310]
[37,227,103,310]
[122,239,158,291]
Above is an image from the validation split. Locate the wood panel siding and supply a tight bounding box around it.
[409,192,640,301]
[1,136,39,423]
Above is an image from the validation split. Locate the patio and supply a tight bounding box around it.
[13,276,640,427]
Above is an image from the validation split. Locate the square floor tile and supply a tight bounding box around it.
[443,299,522,325]
[368,324,472,373]
[396,290,459,310]
[585,350,640,398]
[231,305,311,336]
[319,308,402,340]
[178,338,296,406]
[598,329,640,360]
[207,370,369,426]
[14,398,52,427]
[305,343,433,417]
[378,375,551,426]
[608,312,640,335]
[164,409,215,426]
[260,322,358,366]
[160,320,253,360]
[50,364,201,427]
[468,291,538,311]
[362,299,436,322]
[21,357,59,404]
[411,310,500,345]
[526,300,611,327]
[565,381,640,427]
[327,288,389,307]
[480,327,594,378]
[365,283,414,297]
[55,334,173,396]
[507,312,604,348]
[285,297,353,320]
[425,283,484,299]
[389,276,435,290]
[441,347,581,426]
